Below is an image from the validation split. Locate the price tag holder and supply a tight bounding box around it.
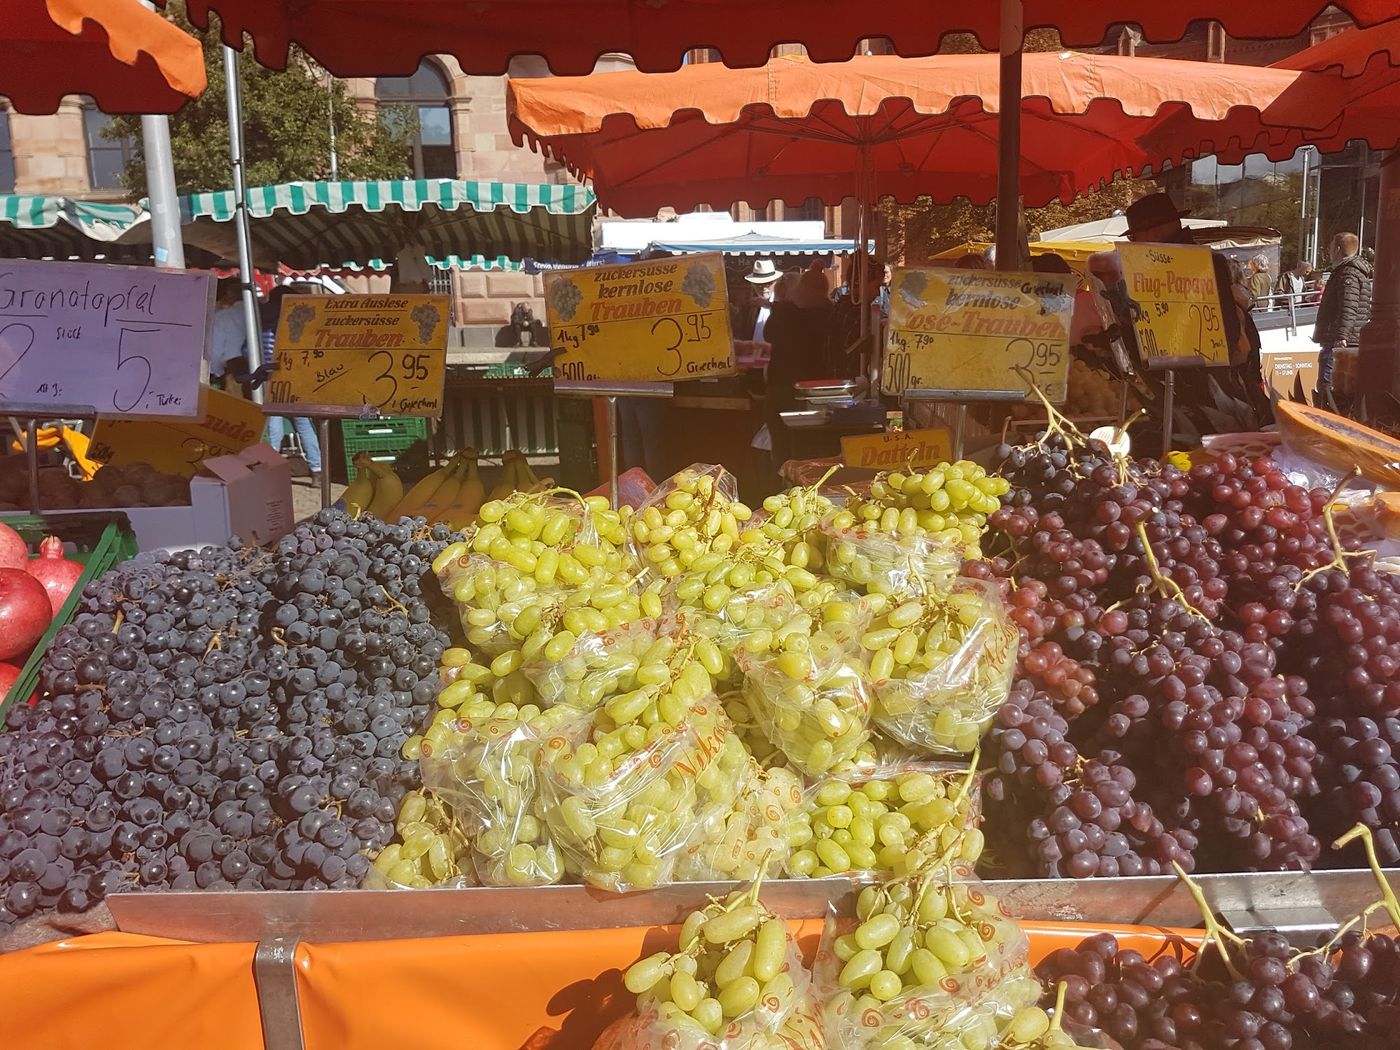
[544,253,735,383]
[0,259,211,417]
[263,294,449,417]
[841,427,953,470]
[1115,243,1230,369]
[88,384,266,477]
[881,267,1074,403]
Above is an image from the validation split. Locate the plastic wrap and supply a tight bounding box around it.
[818,521,962,598]
[785,763,983,879]
[599,889,826,1050]
[675,760,804,882]
[364,789,476,889]
[628,464,747,579]
[538,700,750,891]
[866,578,1017,756]
[812,866,1039,1050]
[522,618,661,710]
[736,643,872,778]
[417,715,566,886]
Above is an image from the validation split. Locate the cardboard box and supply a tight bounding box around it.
[1,444,294,553]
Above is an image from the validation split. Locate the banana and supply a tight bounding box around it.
[341,459,375,517]
[393,454,458,519]
[437,454,486,530]
[418,459,465,522]
[365,460,405,521]
[488,451,522,502]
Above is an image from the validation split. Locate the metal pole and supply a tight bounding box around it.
[1357,150,1400,402]
[1162,371,1176,459]
[139,3,185,270]
[224,45,265,402]
[26,418,39,515]
[319,417,333,509]
[953,403,967,460]
[1298,147,1311,266]
[326,73,339,180]
[605,396,620,509]
[1118,380,1130,427]
[995,0,1024,272]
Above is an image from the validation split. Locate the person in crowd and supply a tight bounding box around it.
[825,250,884,379]
[1276,259,1314,302]
[761,260,836,468]
[734,259,783,344]
[494,302,549,348]
[209,278,251,393]
[1247,255,1273,303]
[260,286,323,484]
[1313,231,1374,397]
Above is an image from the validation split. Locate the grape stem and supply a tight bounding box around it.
[1172,860,1246,981]
[1134,523,1211,624]
[1295,467,1371,591]
[1334,823,1400,930]
[1019,368,1088,452]
[1047,980,1069,1037]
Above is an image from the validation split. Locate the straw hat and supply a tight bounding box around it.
[745,259,782,284]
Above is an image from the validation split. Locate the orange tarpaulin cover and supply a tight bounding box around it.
[4,920,1200,1050]
[507,50,1388,217]
[3,0,206,115]
[182,0,1398,76]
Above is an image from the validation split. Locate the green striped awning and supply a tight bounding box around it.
[173,179,595,270]
[0,195,149,259]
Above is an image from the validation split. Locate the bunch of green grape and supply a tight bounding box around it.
[675,759,804,881]
[623,884,808,1040]
[785,766,983,879]
[627,467,754,579]
[539,698,749,891]
[861,578,1018,756]
[737,642,872,777]
[819,873,1040,1050]
[833,461,1011,562]
[402,648,546,761]
[369,789,473,888]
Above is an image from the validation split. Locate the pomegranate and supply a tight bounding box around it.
[0,567,51,661]
[0,520,26,569]
[26,536,84,614]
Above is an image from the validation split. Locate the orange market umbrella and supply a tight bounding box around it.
[506,51,1373,218]
[3,0,206,114]
[179,0,1396,76]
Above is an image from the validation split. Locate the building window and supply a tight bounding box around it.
[788,197,826,224]
[376,61,456,180]
[0,110,14,192]
[83,103,137,191]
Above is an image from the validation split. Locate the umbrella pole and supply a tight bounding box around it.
[224,45,264,403]
[994,0,1024,273]
[139,2,184,271]
[1358,150,1400,407]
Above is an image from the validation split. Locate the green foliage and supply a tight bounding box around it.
[108,1,413,195]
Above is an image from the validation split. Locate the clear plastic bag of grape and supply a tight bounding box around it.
[365,789,477,889]
[866,578,1017,757]
[735,642,873,778]
[817,522,962,599]
[600,884,827,1050]
[812,866,1040,1050]
[417,715,566,886]
[628,463,748,580]
[537,700,751,891]
[674,759,804,882]
[785,762,983,880]
[523,617,662,710]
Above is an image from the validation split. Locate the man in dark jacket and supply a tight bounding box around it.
[1313,231,1374,394]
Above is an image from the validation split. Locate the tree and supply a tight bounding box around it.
[108,1,412,195]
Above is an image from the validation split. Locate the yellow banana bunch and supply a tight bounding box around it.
[341,458,375,516]
[394,452,462,519]
[434,453,486,530]
[365,459,405,520]
[488,451,523,502]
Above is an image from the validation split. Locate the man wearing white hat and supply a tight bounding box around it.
[739,258,783,345]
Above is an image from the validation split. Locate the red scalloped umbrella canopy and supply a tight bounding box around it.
[181,0,1399,76]
[3,0,206,114]
[506,51,1395,217]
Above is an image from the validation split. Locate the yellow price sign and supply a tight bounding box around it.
[543,253,735,382]
[264,294,449,417]
[89,385,264,477]
[881,267,1074,403]
[1116,243,1231,368]
[841,427,953,471]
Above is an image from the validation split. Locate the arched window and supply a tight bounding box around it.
[83,102,137,191]
[376,61,455,179]
[0,110,14,192]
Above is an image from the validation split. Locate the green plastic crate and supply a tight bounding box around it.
[341,417,430,478]
[0,513,139,721]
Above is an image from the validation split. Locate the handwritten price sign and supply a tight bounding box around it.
[264,294,449,418]
[881,267,1074,403]
[543,253,735,383]
[89,384,266,477]
[1116,243,1230,369]
[0,259,211,417]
